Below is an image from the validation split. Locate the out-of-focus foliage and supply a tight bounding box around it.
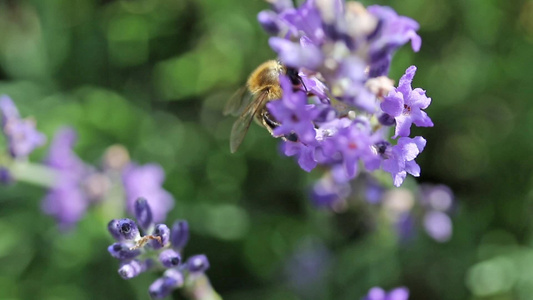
[0,0,532,299]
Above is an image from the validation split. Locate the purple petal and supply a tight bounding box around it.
[387,287,410,300]
[410,88,431,109]
[381,92,404,117]
[269,37,324,70]
[364,287,386,300]
[393,115,412,138]
[258,10,281,34]
[404,160,420,177]
[412,110,434,128]
[392,171,407,187]
[411,136,427,152]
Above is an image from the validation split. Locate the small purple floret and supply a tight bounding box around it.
[381,66,433,138]
[116,218,140,241]
[159,249,181,268]
[118,259,148,279]
[187,254,210,274]
[382,136,426,187]
[267,76,320,144]
[41,128,90,229]
[108,243,141,260]
[149,269,184,299]
[134,197,153,232]
[0,95,46,159]
[170,220,190,250]
[150,224,170,249]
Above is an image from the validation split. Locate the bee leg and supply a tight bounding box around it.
[260,112,280,137]
[299,77,308,93]
[261,112,299,142]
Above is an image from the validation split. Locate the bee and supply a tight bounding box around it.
[224,60,303,153]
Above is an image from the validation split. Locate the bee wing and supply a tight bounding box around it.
[223,86,249,116]
[230,90,271,153]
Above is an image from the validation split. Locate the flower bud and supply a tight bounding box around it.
[258,11,280,35]
[118,259,148,279]
[170,220,189,250]
[150,224,170,249]
[134,197,153,232]
[107,219,124,241]
[149,269,184,299]
[159,249,181,268]
[186,255,210,274]
[115,218,140,241]
[378,113,396,126]
[108,243,141,260]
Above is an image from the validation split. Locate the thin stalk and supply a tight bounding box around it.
[9,161,59,188]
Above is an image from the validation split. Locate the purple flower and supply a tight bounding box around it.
[363,286,409,300]
[134,197,153,232]
[419,184,454,212]
[107,198,213,297]
[423,211,452,242]
[381,136,427,187]
[0,95,46,158]
[159,249,181,268]
[110,218,141,241]
[322,120,378,180]
[186,255,210,274]
[330,56,378,112]
[258,10,283,35]
[150,224,170,249]
[108,243,141,260]
[267,76,320,144]
[276,0,325,44]
[149,269,184,299]
[41,128,91,229]
[122,163,174,223]
[118,259,151,279]
[282,141,318,172]
[367,6,421,76]
[381,66,433,138]
[170,220,190,250]
[269,37,324,70]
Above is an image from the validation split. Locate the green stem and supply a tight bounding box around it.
[9,161,59,188]
[183,274,223,300]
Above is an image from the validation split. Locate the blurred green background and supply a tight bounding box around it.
[1,0,533,299]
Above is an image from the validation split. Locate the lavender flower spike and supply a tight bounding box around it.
[381,66,433,138]
[42,128,90,229]
[0,95,46,158]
